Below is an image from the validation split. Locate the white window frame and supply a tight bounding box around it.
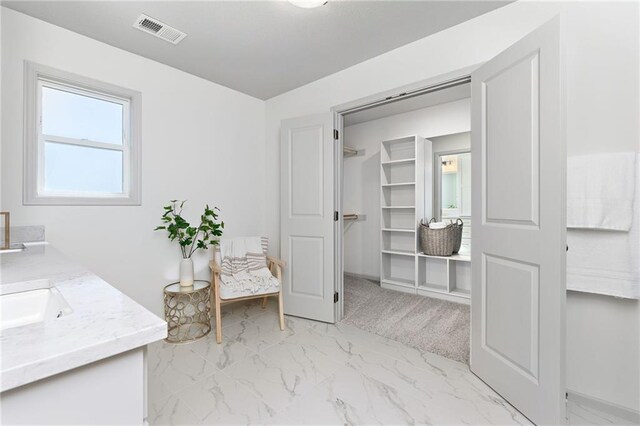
[24,61,141,205]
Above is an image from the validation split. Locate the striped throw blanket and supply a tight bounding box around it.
[219,237,279,295]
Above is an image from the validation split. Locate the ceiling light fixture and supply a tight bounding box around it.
[288,0,328,9]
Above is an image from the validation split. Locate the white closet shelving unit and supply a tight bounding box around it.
[417,252,470,303]
[379,135,470,304]
[379,136,425,293]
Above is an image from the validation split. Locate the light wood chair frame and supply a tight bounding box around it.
[209,248,286,344]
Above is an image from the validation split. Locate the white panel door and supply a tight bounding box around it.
[471,18,566,425]
[281,113,336,323]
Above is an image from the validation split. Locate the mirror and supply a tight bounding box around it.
[438,151,471,220]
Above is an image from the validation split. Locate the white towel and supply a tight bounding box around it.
[219,237,279,295]
[567,152,637,231]
[567,154,640,299]
[429,221,448,229]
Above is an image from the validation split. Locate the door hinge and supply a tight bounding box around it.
[334,129,339,140]
[334,291,339,303]
[334,211,339,221]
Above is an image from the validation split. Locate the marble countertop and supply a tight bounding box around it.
[0,243,167,393]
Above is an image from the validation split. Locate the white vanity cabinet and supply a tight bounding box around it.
[1,348,147,425]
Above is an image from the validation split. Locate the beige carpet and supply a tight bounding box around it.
[341,274,470,364]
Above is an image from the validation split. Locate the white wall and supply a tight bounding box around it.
[343,99,470,279]
[563,1,639,156]
[0,6,3,210]
[567,292,640,412]
[265,0,639,412]
[0,8,266,316]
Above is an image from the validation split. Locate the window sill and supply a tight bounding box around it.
[24,194,141,206]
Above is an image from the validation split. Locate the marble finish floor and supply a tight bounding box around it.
[147,300,623,425]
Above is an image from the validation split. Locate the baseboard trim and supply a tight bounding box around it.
[344,271,380,283]
[567,389,640,424]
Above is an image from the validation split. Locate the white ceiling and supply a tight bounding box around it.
[2,1,510,100]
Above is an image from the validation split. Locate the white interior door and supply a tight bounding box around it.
[280,113,337,323]
[471,18,566,425]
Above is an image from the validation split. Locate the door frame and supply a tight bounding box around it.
[330,63,482,322]
[333,111,344,322]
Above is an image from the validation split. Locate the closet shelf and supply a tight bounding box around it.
[451,288,471,297]
[418,282,449,293]
[417,253,471,262]
[381,228,415,233]
[381,158,415,166]
[382,249,415,257]
[381,182,415,187]
[381,206,415,209]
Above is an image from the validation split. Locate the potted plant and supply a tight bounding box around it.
[155,200,224,287]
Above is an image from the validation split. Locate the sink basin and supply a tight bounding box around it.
[1,287,72,331]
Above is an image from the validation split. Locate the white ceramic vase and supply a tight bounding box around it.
[179,258,194,287]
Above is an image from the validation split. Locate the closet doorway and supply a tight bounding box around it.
[280,18,565,425]
[338,81,473,364]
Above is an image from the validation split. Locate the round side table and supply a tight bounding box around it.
[163,280,211,344]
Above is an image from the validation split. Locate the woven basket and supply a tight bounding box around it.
[420,219,456,256]
[451,218,464,254]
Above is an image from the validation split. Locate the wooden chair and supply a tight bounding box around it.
[209,245,286,344]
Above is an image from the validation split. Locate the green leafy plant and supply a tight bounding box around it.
[154,200,224,259]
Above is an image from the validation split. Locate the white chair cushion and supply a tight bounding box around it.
[219,275,279,300]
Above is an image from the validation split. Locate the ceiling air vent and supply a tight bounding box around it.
[133,14,187,45]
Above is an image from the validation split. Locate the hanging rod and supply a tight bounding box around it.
[338,75,471,116]
[343,213,359,221]
[343,146,358,157]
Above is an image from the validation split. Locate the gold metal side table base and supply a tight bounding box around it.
[163,280,211,344]
[166,323,211,344]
